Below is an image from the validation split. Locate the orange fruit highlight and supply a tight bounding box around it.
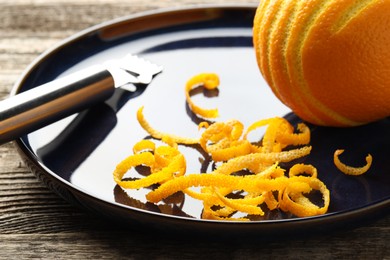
[253,0,390,127]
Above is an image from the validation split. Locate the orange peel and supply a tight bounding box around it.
[199,120,249,162]
[279,176,330,217]
[214,189,266,216]
[214,146,312,175]
[277,122,311,147]
[288,163,318,178]
[132,140,156,154]
[137,106,199,145]
[114,141,186,190]
[244,118,310,152]
[334,149,373,175]
[185,73,220,118]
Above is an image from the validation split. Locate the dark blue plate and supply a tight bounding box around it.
[13,4,390,235]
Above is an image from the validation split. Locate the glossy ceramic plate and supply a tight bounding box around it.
[13,4,390,235]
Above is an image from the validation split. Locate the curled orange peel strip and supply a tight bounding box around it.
[243,118,275,145]
[137,106,199,145]
[209,140,252,162]
[288,163,318,178]
[244,118,310,152]
[263,191,279,211]
[256,163,285,179]
[213,146,312,175]
[279,176,330,217]
[113,141,186,189]
[276,122,311,147]
[199,120,243,149]
[334,149,373,175]
[198,121,210,130]
[185,187,264,218]
[132,140,155,154]
[260,118,284,153]
[153,146,185,174]
[199,120,249,162]
[185,73,220,118]
[113,152,157,189]
[214,189,266,216]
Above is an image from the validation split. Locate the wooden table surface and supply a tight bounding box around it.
[0,0,389,259]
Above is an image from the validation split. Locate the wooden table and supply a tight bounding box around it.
[1,0,389,258]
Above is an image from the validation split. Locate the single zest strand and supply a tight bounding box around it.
[209,140,252,162]
[276,122,311,146]
[279,176,330,217]
[263,191,279,210]
[114,140,187,189]
[214,146,312,175]
[288,163,318,178]
[255,163,285,179]
[243,117,310,152]
[185,73,220,118]
[244,118,275,138]
[260,118,284,153]
[137,106,199,145]
[199,120,244,151]
[154,148,187,177]
[113,152,158,189]
[114,154,186,190]
[199,120,249,161]
[214,189,266,216]
[132,140,155,154]
[333,149,373,175]
[154,146,180,167]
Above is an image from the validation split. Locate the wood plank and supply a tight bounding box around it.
[0,222,388,259]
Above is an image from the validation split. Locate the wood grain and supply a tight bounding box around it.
[0,0,389,259]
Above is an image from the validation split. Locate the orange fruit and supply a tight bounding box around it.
[253,0,390,127]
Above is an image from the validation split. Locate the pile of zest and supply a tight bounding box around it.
[113,73,372,221]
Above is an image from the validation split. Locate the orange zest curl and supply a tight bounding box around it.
[137,106,199,145]
[279,176,330,217]
[132,140,155,154]
[333,149,373,175]
[113,141,186,190]
[213,146,312,175]
[199,120,250,162]
[185,73,220,119]
[243,117,310,153]
[276,122,311,147]
[288,163,318,178]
